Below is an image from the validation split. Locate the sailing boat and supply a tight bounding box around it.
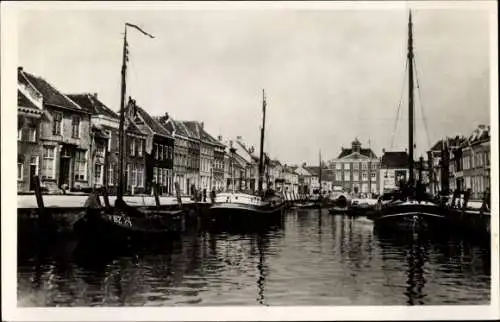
[208,90,284,225]
[368,12,448,231]
[77,23,184,245]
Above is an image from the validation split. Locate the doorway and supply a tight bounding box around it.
[59,157,70,188]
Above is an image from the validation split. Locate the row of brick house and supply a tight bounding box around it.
[17,67,287,196]
[427,125,491,200]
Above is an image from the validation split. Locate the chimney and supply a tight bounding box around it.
[93,93,98,99]
[218,135,222,141]
[382,148,386,154]
[18,66,23,72]
[236,136,242,141]
[201,122,204,129]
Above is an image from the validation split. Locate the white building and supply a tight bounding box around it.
[379,150,410,193]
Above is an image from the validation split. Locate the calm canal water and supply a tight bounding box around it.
[18,209,491,306]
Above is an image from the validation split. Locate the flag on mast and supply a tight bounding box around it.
[126,23,155,38]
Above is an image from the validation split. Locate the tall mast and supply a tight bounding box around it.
[408,11,415,186]
[117,26,128,200]
[258,89,266,195]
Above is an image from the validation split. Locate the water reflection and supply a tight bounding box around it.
[18,210,490,306]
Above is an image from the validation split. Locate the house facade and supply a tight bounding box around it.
[17,68,45,193]
[234,136,259,191]
[379,150,409,194]
[268,159,283,191]
[159,117,190,195]
[135,106,174,195]
[68,93,147,195]
[460,125,490,200]
[330,138,379,196]
[19,68,93,193]
[213,136,226,191]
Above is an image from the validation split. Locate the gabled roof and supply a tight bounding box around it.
[380,151,409,169]
[67,93,118,119]
[125,116,146,136]
[18,90,42,112]
[337,148,377,159]
[136,106,172,138]
[182,121,201,140]
[172,120,190,138]
[270,159,282,167]
[295,167,313,176]
[20,69,85,113]
[467,125,490,145]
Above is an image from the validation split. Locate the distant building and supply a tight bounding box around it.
[460,125,490,200]
[295,164,316,194]
[268,159,283,191]
[135,106,174,195]
[427,136,465,195]
[330,138,379,196]
[379,150,409,193]
[159,116,190,194]
[282,165,299,194]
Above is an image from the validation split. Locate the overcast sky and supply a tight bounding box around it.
[17,3,492,165]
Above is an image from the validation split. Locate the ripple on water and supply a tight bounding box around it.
[17,211,491,306]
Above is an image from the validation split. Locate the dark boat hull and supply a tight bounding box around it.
[75,206,185,249]
[207,202,284,230]
[369,202,449,232]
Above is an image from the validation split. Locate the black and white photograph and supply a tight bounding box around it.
[1,1,498,320]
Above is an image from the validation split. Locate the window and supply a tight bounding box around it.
[71,116,80,138]
[74,150,87,181]
[353,172,359,181]
[159,145,163,160]
[336,171,342,181]
[132,164,137,186]
[96,144,106,158]
[371,172,377,181]
[26,126,37,142]
[106,131,112,151]
[353,163,359,170]
[95,164,103,185]
[153,167,158,183]
[108,164,114,186]
[344,163,350,170]
[362,171,368,181]
[362,163,368,170]
[344,170,350,181]
[371,163,377,170]
[126,164,130,186]
[17,162,23,180]
[42,147,55,179]
[18,127,22,141]
[130,138,135,156]
[154,144,158,160]
[137,165,144,187]
[52,112,62,135]
[137,139,143,157]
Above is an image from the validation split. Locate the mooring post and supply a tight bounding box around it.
[102,186,111,209]
[450,188,457,208]
[153,182,161,208]
[463,188,471,211]
[174,182,183,208]
[33,175,45,212]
